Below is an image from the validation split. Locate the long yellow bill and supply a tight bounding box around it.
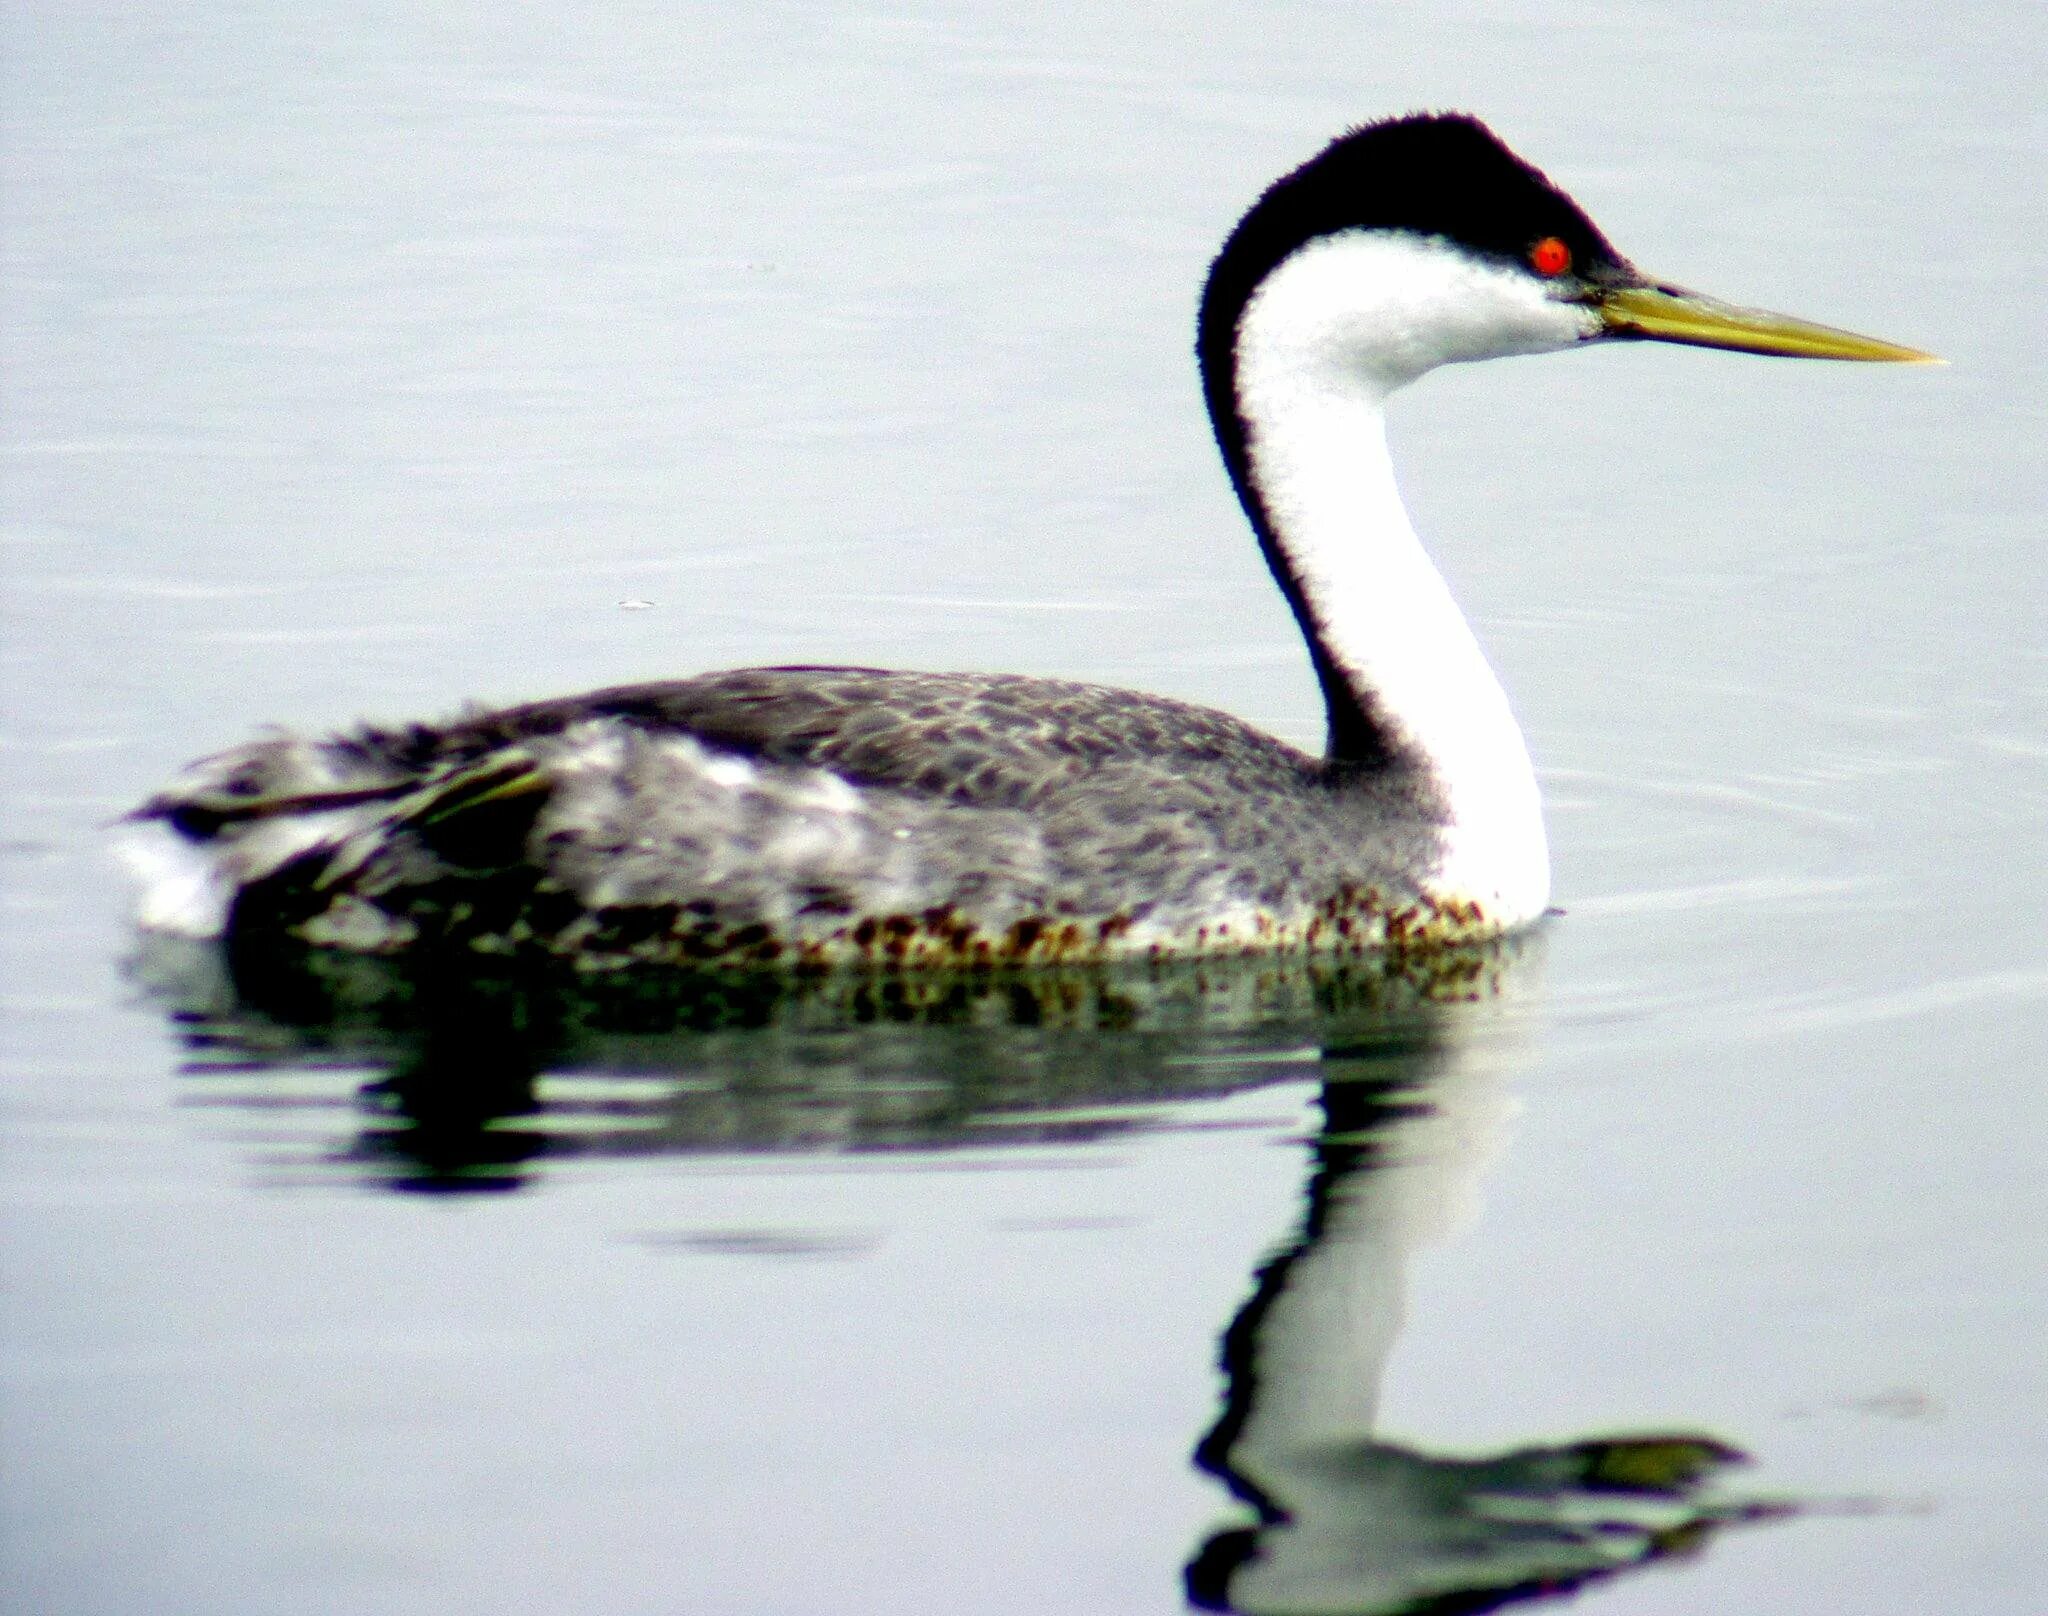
[1598,284,1940,362]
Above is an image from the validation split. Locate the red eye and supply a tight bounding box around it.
[1529,236,1572,276]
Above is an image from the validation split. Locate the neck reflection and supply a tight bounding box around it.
[1187,955,1780,1614]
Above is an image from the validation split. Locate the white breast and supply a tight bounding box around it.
[1232,231,1592,927]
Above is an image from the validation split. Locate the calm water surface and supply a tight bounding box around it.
[4,4,2044,1613]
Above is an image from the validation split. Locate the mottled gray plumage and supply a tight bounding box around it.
[133,669,1451,967]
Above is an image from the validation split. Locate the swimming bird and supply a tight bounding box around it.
[126,113,1932,970]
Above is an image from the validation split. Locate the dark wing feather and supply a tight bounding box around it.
[400,667,1323,809]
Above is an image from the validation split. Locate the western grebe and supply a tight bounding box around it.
[126,113,1932,969]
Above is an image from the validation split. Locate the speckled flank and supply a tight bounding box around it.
[132,669,1491,970]
[446,882,1499,973]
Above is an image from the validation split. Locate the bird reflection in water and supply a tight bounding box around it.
[133,934,1789,1610]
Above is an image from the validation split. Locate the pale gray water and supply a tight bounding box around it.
[4,4,2045,1612]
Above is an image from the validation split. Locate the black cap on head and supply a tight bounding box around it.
[1199,112,1636,369]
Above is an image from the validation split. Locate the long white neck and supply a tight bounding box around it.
[1230,232,1578,924]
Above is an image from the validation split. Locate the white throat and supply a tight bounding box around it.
[1234,232,1592,925]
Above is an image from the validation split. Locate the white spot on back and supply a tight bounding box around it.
[703,756,756,789]
[118,826,230,938]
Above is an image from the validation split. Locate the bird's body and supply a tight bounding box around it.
[132,670,1449,965]
[127,114,1930,970]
